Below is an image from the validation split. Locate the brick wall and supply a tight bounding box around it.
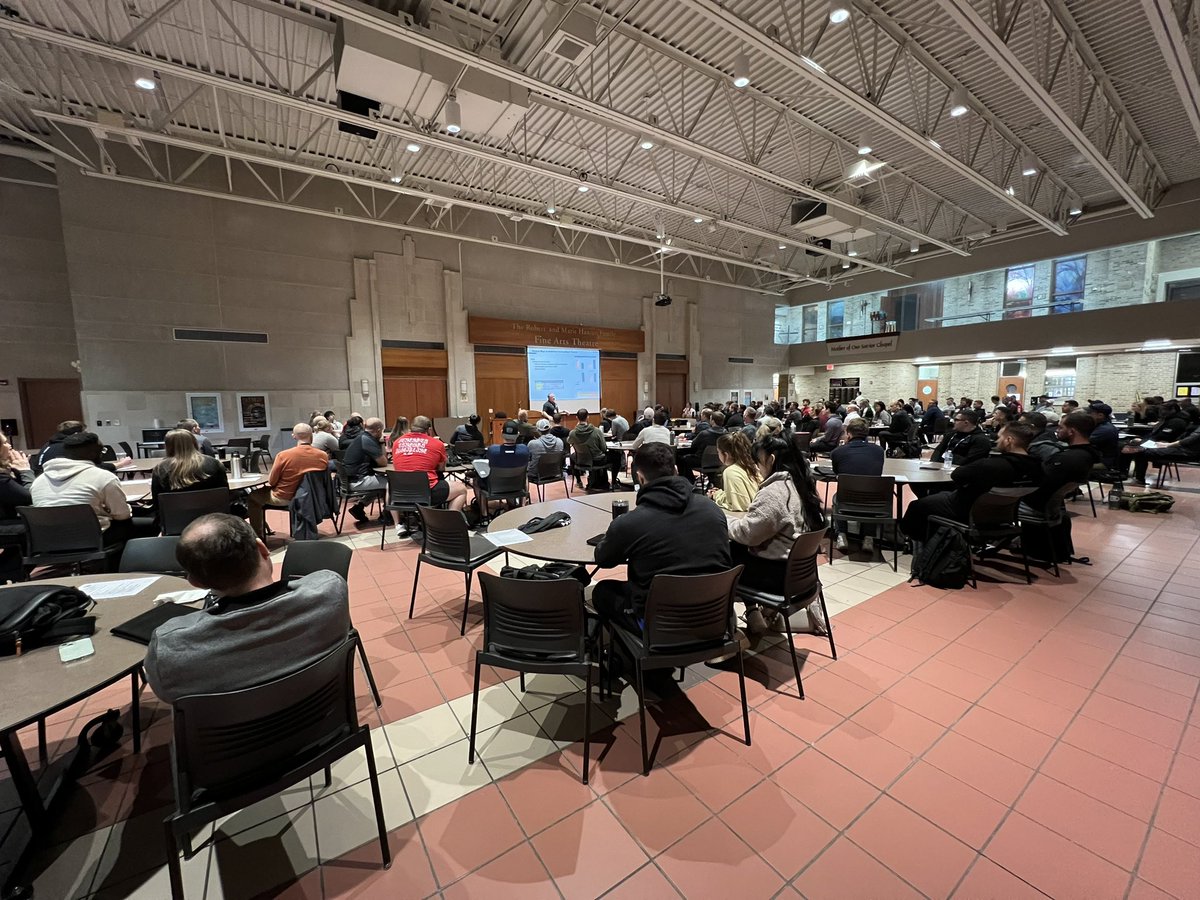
[1072,351,1177,408]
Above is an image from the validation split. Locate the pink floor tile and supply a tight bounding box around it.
[923,732,1033,806]
[1135,828,1200,900]
[440,841,558,900]
[721,781,836,879]
[985,813,1128,900]
[418,784,526,887]
[814,720,914,790]
[654,817,784,899]
[772,749,881,830]
[888,760,1009,848]
[952,856,1052,899]
[1014,774,1150,871]
[602,769,710,854]
[792,835,924,900]
[529,800,649,899]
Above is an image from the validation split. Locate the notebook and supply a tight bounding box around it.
[111,604,200,645]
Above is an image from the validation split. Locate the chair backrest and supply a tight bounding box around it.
[280,539,352,584]
[118,441,134,459]
[536,450,565,478]
[119,536,184,575]
[932,418,949,436]
[416,506,472,561]
[159,488,231,536]
[791,431,813,452]
[100,444,117,462]
[487,465,528,496]
[256,434,270,451]
[171,640,358,809]
[700,445,722,470]
[334,459,353,493]
[433,416,469,440]
[17,505,104,556]
[226,438,253,451]
[452,440,481,455]
[970,488,1031,528]
[386,470,432,506]
[241,450,265,474]
[834,474,895,516]
[784,529,826,602]
[642,567,744,654]
[479,572,586,661]
[28,450,41,472]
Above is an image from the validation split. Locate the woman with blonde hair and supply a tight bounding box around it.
[710,431,759,512]
[754,415,784,442]
[310,416,339,457]
[151,429,228,511]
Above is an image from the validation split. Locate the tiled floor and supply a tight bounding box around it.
[3,472,1200,899]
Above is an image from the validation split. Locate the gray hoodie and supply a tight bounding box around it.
[527,432,564,475]
[31,458,131,530]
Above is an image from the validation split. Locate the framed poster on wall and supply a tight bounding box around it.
[237,393,270,432]
[185,393,223,432]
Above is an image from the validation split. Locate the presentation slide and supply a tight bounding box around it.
[527,346,601,413]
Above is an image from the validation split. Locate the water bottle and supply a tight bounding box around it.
[231,452,242,480]
[1107,487,1121,510]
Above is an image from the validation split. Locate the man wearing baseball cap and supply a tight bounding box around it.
[1087,401,1119,468]
[526,417,563,479]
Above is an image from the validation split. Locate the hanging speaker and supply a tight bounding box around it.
[336,91,381,139]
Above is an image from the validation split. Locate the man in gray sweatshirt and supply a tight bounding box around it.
[145,513,351,704]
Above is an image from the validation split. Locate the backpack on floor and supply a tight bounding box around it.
[908,526,972,590]
[1120,491,1175,514]
[500,562,592,586]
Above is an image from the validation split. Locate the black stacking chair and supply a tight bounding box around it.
[17,505,115,576]
[280,540,381,708]
[256,433,272,463]
[828,474,898,571]
[930,488,1034,588]
[119,536,184,576]
[118,440,135,460]
[607,567,750,775]
[469,573,599,784]
[734,530,835,696]
[382,471,437,549]
[528,451,569,501]
[333,460,384,535]
[409,506,506,635]
[697,446,724,491]
[1017,482,1079,579]
[158,488,231,536]
[161,640,390,900]
[478,466,529,524]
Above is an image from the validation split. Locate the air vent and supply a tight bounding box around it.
[542,7,599,65]
[600,351,637,360]
[1000,361,1022,377]
[728,357,754,364]
[335,91,380,140]
[475,345,526,355]
[656,353,687,361]
[174,329,267,344]
[382,340,446,350]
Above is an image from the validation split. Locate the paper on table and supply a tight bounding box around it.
[155,589,211,606]
[484,528,534,546]
[79,576,161,599]
[1141,440,1159,449]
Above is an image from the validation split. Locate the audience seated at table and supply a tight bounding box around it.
[143,513,351,704]
[901,423,1043,546]
[310,416,339,458]
[709,431,759,513]
[630,410,674,448]
[593,443,731,635]
[829,418,886,552]
[487,422,531,474]
[1031,396,1060,424]
[450,414,485,444]
[526,418,563,478]
[625,407,655,439]
[337,414,365,451]
[31,431,157,549]
[393,416,468,526]
[568,408,610,492]
[753,416,784,442]
[682,410,726,482]
[604,408,630,440]
[35,419,86,474]
[1118,400,1197,479]
[245,423,330,536]
[1086,402,1120,469]
[151,429,230,518]
[175,418,217,457]
[1121,416,1200,485]
[729,434,827,636]
[920,400,943,441]
[739,407,759,439]
[1022,411,1101,511]
[1020,412,1062,463]
[929,408,991,466]
[0,434,34,579]
[549,413,571,443]
[692,408,713,435]
[871,401,892,427]
[513,410,538,445]
[810,402,844,454]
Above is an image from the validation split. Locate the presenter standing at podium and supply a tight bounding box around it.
[542,393,559,418]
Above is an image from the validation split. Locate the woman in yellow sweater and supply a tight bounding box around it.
[710,431,760,512]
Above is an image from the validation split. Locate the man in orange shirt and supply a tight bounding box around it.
[246,423,329,536]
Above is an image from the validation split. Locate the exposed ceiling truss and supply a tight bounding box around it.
[1140,0,1200,144]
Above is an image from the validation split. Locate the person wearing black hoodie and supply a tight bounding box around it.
[593,443,732,634]
[35,419,86,474]
[337,415,364,452]
[0,433,34,580]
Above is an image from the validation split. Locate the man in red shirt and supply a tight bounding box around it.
[246,423,330,536]
[392,416,467,529]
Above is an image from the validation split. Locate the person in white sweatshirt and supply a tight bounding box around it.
[32,431,156,546]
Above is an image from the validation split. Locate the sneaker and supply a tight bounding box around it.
[862,535,876,553]
[745,607,768,635]
[396,526,411,540]
[835,533,849,552]
[349,503,368,523]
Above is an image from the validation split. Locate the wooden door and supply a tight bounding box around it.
[600,358,638,420]
[998,376,1025,404]
[916,378,939,406]
[656,360,688,417]
[19,378,83,449]
[474,353,527,420]
[383,377,448,425]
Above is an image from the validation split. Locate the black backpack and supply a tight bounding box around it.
[0,584,96,656]
[500,562,591,586]
[909,526,972,590]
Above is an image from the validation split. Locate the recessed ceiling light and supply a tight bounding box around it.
[856,140,872,156]
[405,142,421,153]
[949,86,969,117]
[577,184,589,192]
[546,205,556,214]
[829,3,850,24]
[693,216,704,224]
[134,75,157,91]
[778,243,787,250]
[639,137,655,150]
[733,51,751,88]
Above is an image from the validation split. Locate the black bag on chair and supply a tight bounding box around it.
[0,584,96,656]
[500,562,592,586]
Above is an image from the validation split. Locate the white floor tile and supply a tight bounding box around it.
[312,769,410,863]
[208,807,319,900]
[398,740,493,819]
[30,826,112,900]
[474,714,564,781]
[381,703,466,766]
[446,681,528,734]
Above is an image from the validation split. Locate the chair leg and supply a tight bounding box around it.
[518,672,526,692]
[468,657,482,764]
[37,717,47,763]
[131,668,143,754]
[582,665,593,785]
[408,558,422,619]
[355,633,383,708]
[781,609,804,700]
[1020,544,1033,585]
[1087,483,1097,517]
[362,732,392,869]
[635,663,650,776]
[163,819,185,900]
[324,765,332,788]
[817,589,837,661]
[735,647,752,746]
[460,569,474,636]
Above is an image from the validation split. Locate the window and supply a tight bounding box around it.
[1165,277,1200,303]
[827,300,845,339]
[897,293,919,332]
[802,305,819,342]
[1003,264,1035,319]
[773,307,796,344]
[1051,256,1086,314]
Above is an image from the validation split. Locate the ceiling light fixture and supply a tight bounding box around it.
[732,51,751,88]
[546,204,556,214]
[639,136,655,150]
[693,216,704,224]
[1021,152,1038,177]
[949,86,969,118]
[1144,339,1173,349]
[134,75,157,91]
[1068,194,1084,216]
[444,95,462,134]
[800,56,826,74]
[829,2,850,24]
[577,184,589,192]
[841,260,851,269]
[928,138,942,150]
[977,351,996,358]
[847,243,859,257]
[405,142,421,153]
[856,138,872,156]
[1005,185,1016,196]
[914,357,931,363]
[910,239,919,253]
[388,165,403,184]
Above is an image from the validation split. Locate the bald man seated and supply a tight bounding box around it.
[245,422,330,536]
[145,513,351,704]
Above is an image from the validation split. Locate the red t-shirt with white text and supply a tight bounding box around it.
[392,434,446,487]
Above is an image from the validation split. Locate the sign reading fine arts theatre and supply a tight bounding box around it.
[826,333,901,358]
[468,316,644,353]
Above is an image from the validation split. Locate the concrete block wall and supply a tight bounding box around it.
[1072,351,1178,409]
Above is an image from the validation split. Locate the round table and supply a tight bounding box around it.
[119,473,270,503]
[488,498,617,565]
[812,457,956,517]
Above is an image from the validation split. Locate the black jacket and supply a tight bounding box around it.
[1148,414,1191,443]
[338,424,364,451]
[921,405,944,430]
[0,467,34,523]
[830,438,885,476]
[931,428,992,465]
[1090,421,1120,468]
[1024,443,1101,511]
[888,410,913,436]
[948,452,1044,515]
[594,476,731,616]
[688,425,726,462]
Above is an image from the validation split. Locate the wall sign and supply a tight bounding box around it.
[825,333,900,358]
[468,316,644,353]
[237,393,270,432]
[185,393,224,433]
